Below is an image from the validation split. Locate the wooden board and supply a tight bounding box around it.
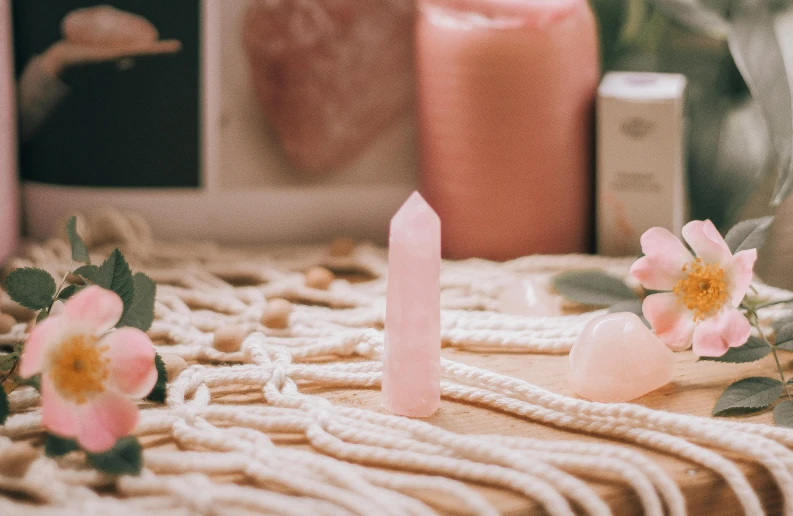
[304,348,785,515]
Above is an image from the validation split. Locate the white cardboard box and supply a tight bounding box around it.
[597,72,688,256]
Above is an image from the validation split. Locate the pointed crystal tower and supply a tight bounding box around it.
[382,192,441,417]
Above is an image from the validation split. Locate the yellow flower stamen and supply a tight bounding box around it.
[672,258,728,322]
[48,335,109,404]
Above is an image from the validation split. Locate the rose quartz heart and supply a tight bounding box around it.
[243,0,415,174]
[568,312,675,402]
[62,6,159,46]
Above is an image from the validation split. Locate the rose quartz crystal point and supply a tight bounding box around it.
[244,0,415,173]
[383,192,441,417]
[569,313,675,403]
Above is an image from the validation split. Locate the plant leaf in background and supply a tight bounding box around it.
[723,216,775,252]
[553,270,638,306]
[4,268,56,311]
[146,354,167,404]
[65,216,90,265]
[774,320,793,350]
[699,336,771,363]
[728,0,793,206]
[647,0,727,36]
[86,437,143,476]
[712,376,783,415]
[591,0,628,70]
[45,435,80,457]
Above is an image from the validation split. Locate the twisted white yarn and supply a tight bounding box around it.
[0,208,791,515]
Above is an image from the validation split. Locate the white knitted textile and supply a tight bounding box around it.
[1,209,793,515]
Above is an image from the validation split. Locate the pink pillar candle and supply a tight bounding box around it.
[417,0,600,260]
[382,192,441,417]
[0,0,18,265]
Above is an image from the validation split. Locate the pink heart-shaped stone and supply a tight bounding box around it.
[569,312,675,402]
[243,0,415,174]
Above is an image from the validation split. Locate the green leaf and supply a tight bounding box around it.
[3,268,56,311]
[0,388,7,425]
[22,375,41,392]
[65,216,90,265]
[75,249,135,317]
[774,400,793,428]
[117,273,156,331]
[145,353,167,404]
[724,216,775,254]
[36,309,49,323]
[0,351,19,372]
[58,284,83,301]
[86,437,142,476]
[728,3,793,205]
[713,377,783,416]
[775,321,793,351]
[552,270,638,307]
[45,435,80,457]
[699,336,770,363]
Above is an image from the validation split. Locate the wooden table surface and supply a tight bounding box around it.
[305,348,785,515]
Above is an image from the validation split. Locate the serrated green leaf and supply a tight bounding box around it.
[723,216,774,254]
[117,273,155,331]
[0,351,19,372]
[776,321,793,351]
[0,388,7,425]
[552,270,638,307]
[774,400,793,428]
[4,268,56,311]
[75,250,135,317]
[86,436,142,476]
[145,353,167,404]
[65,216,90,265]
[45,435,80,457]
[699,336,770,363]
[713,377,783,416]
[58,284,83,301]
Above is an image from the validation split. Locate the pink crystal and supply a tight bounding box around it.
[243,0,415,174]
[498,278,562,316]
[383,192,441,417]
[568,313,675,402]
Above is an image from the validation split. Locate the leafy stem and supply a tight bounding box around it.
[756,298,793,310]
[748,307,791,401]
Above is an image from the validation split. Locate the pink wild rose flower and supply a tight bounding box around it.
[630,220,757,357]
[19,286,157,452]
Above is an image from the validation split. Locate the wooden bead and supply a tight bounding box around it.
[261,298,293,329]
[161,353,188,381]
[305,267,335,290]
[329,237,356,257]
[0,443,39,478]
[0,314,15,334]
[0,299,34,322]
[212,325,247,353]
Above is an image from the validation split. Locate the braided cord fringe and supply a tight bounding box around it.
[1,208,791,515]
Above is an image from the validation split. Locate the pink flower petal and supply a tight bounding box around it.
[77,390,139,453]
[726,249,757,306]
[692,306,751,357]
[64,286,123,336]
[103,328,157,398]
[41,377,81,439]
[630,255,687,291]
[682,220,732,265]
[639,226,693,263]
[642,293,695,351]
[20,316,63,378]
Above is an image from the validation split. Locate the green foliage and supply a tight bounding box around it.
[713,377,783,415]
[775,320,793,351]
[145,353,167,404]
[65,216,91,264]
[86,437,143,476]
[58,284,83,301]
[723,216,774,254]
[4,268,56,311]
[117,273,156,331]
[0,389,7,425]
[774,399,793,428]
[699,336,770,363]
[553,270,638,307]
[75,249,135,317]
[45,435,80,457]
